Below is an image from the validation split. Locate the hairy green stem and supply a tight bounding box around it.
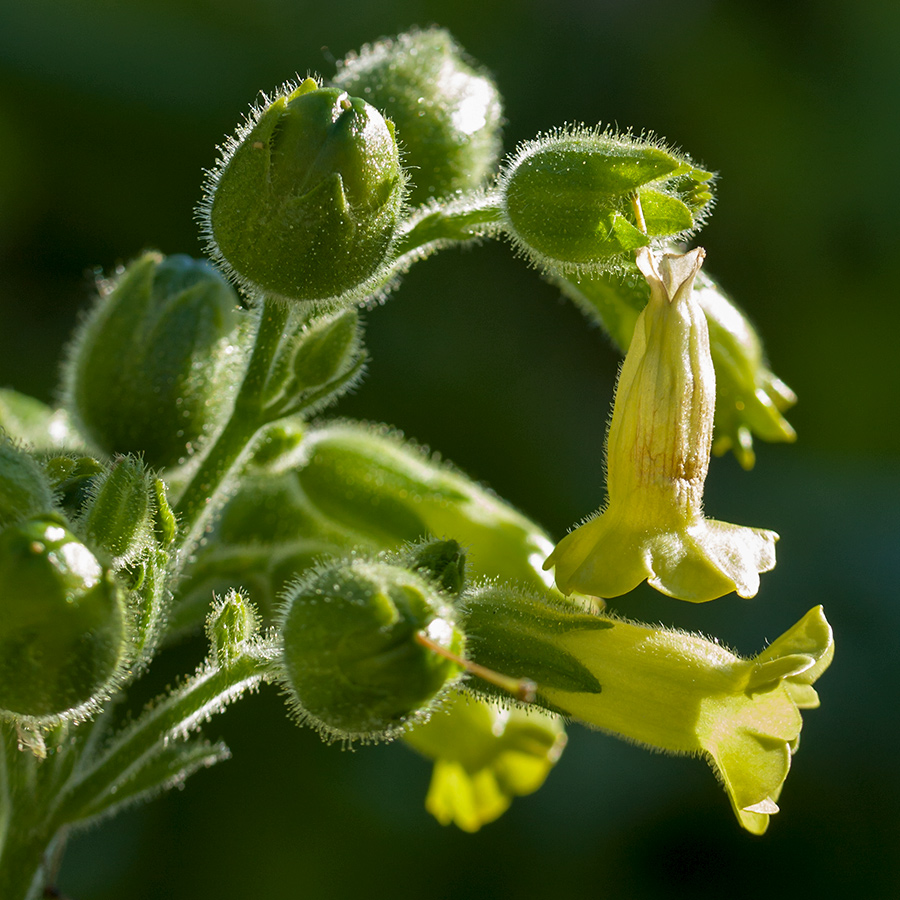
[50,649,269,828]
[173,298,291,555]
[393,193,504,258]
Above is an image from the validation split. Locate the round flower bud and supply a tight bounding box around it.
[0,517,127,722]
[65,252,252,470]
[499,127,714,274]
[278,557,464,741]
[332,28,502,205]
[203,78,405,303]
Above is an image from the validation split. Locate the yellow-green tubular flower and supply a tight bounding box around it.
[463,587,834,835]
[404,691,566,832]
[545,248,777,602]
[201,77,405,304]
[498,126,714,276]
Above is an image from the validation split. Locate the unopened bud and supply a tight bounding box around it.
[203,78,405,302]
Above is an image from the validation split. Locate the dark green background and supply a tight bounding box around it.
[1,1,898,897]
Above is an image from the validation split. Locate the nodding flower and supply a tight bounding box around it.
[545,248,778,602]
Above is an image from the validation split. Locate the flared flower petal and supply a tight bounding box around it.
[545,248,778,602]
[462,588,834,834]
[404,690,566,831]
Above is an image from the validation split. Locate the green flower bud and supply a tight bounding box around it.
[0,437,56,528]
[274,307,365,414]
[277,556,464,742]
[333,28,503,205]
[0,517,127,722]
[207,590,260,667]
[202,77,405,303]
[499,127,714,274]
[65,252,252,470]
[295,421,557,594]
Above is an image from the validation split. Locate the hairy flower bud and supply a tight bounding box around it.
[333,27,502,205]
[65,252,251,470]
[499,127,713,274]
[203,78,405,303]
[277,555,464,741]
[0,517,127,722]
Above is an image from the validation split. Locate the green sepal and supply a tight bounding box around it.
[499,127,714,274]
[402,538,467,596]
[43,455,106,516]
[461,587,612,702]
[80,456,157,566]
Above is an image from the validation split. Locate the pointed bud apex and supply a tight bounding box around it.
[545,249,778,601]
[277,555,464,741]
[203,79,405,303]
[65,253,251,470]
[207,590,260,667]
[499,127,714,274]
[0,517,127,723]
[402,538,467,596]
[333,28,502,205]
[0,438,56,529]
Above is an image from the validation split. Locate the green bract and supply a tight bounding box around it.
[499,127,714,274]
[277,555,464,741]
[333,27,502,205]
[65,252,251,470]
[203,78,405,303]
[0,517,127,722]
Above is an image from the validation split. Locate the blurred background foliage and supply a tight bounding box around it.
[1,0,898,897]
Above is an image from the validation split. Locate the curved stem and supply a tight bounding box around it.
[393,192,504,258]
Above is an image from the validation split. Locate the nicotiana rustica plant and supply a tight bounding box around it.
[0,25,831,898]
